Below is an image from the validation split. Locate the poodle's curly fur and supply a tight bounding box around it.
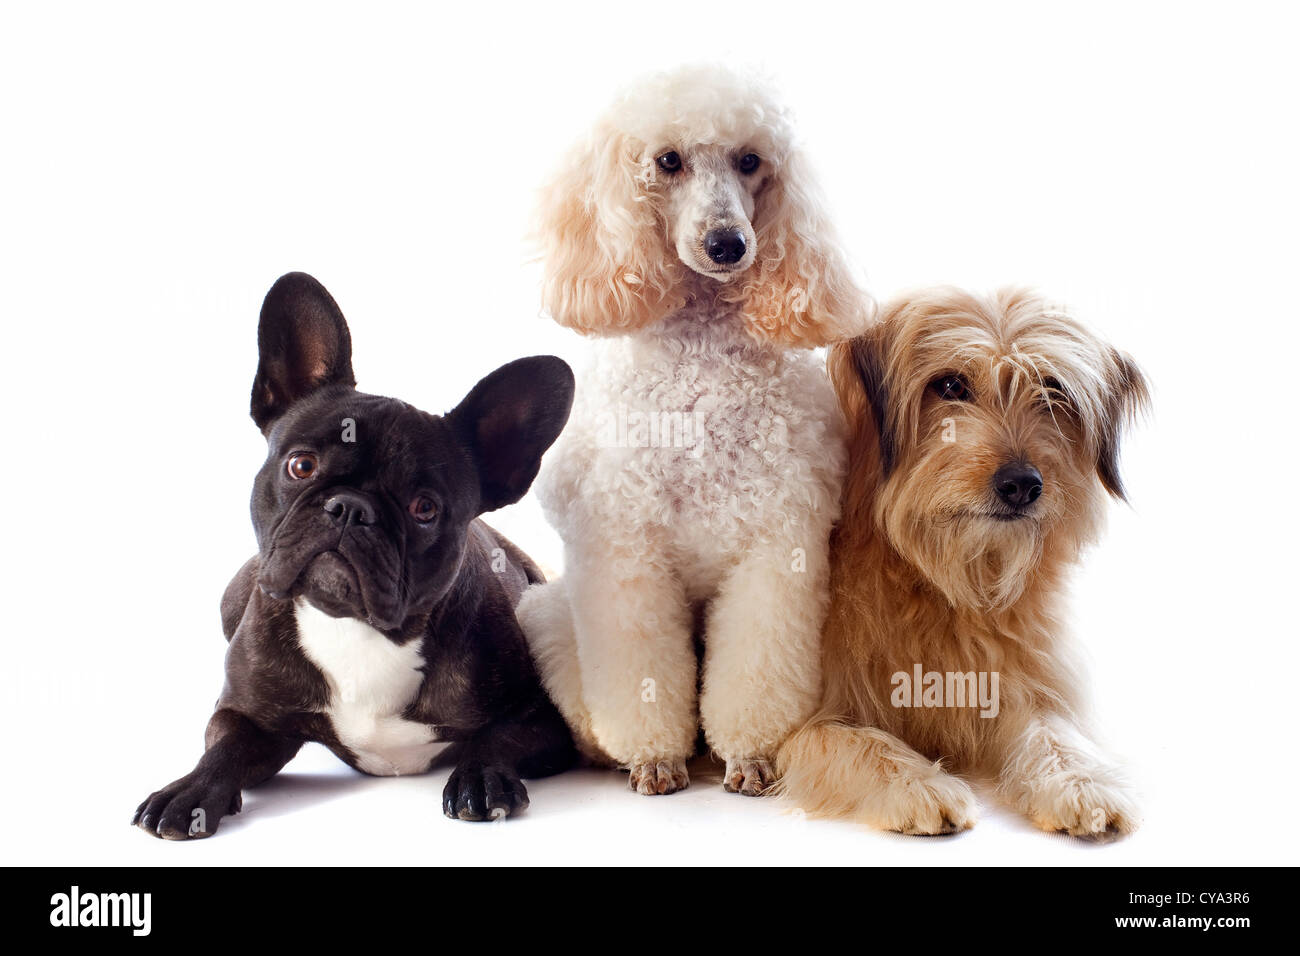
[518,65,873,794]
[535,65,869,347]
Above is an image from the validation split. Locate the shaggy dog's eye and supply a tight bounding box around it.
[930,375,973,402]
[656,151,682,173]
[286,453,319,480]
[409,496,438,523]
[738,153,761,174]
[1040,377,1072,408]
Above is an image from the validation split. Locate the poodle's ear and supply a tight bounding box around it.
[734,150,874,348]
[1095,347,1151,501]
[535,124,684,336]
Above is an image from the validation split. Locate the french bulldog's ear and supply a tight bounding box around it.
[447,356,575,513]
[250,273,356,432]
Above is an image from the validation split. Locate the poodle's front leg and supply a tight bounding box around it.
[699,540,827,795]
[568,546,698,794]
[993,712,1140,839]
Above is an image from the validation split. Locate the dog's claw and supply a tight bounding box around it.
[443,764,529,821]
[628,759,689,795]
[133,774,236,840]
[891,773,978,835]
[1026,776,1139,840]
[723,757,776,796]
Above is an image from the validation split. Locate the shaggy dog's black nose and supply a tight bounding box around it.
[993,463,1043,508]
[324,491,377,526]
[705,228,747,264]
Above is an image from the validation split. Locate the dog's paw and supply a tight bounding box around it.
[1024,774,1140,840]
[442,764,529,821]
[628,758,689,795]
[875,769,978,835]
[723,757,775,796]
[133,774,241,840]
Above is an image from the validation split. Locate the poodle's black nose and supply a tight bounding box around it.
[705,228,747,264]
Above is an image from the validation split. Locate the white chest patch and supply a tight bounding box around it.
[294,600,446,776]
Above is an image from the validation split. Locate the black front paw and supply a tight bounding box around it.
[442,763,529,821]
[133,773,241,840]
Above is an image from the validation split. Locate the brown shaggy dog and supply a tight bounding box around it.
[776,287,1150,838]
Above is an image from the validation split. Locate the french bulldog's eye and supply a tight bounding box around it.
[409,496,438,523]
[656,151,682,173]
[738,153,761,174]
[286,453,319,480]
[930,374,973,402]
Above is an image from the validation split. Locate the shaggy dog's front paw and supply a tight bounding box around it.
[443,763,530,821]
[133,774,241,840]
[875,769,978,835]
[1024,774,1139,840]
[628,758,689,795]
[723,757,776,796]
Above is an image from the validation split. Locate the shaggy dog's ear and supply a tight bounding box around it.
[534,125,684,335]
[732,150,873,348]
[829,325,895,479]
[1096,347,1151,501]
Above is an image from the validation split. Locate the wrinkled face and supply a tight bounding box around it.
[252,388,476,635]
[860,294,1143,609]
[651,143,769,280]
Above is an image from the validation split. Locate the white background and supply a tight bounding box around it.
[2,0,1296,866]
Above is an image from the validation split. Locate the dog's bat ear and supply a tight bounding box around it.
[447,355,575,513]
[251,273,356,433]
[847,333,896,478]
[1096,347,1151,501]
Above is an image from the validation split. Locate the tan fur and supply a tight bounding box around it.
[776,287,1150,838]
[532,65,869,347]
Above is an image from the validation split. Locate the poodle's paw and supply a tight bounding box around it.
[1024,772,1140,840]
[723,756,776,796]
[628,758,689,795]
[875,768,978,835]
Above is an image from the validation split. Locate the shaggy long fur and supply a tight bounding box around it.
[775,288,1149,836]
[518,65,873,795]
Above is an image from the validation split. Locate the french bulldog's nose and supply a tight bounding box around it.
[993,463,1044,508]
[323,491,377,526]
[704,228,747,264]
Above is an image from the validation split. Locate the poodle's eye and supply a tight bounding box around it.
[930,375,973,402]
[656,151,682,173]
[738,153,761,174]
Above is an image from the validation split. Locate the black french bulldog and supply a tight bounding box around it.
[134,272,577,839]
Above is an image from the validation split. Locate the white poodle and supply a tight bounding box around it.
[518,65,873,795]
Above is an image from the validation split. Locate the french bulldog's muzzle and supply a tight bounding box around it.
[257,488,405,630]
[134,272,578,838]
